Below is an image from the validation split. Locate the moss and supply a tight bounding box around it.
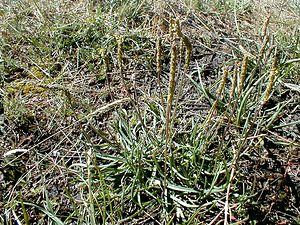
[6,81,47,97]
[4,81,49,129]
[22,83,46,96]
[28,66,45,79]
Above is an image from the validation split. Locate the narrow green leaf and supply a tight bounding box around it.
[23,202,64,225]
[167,183,199,193]
[170,195,199,208]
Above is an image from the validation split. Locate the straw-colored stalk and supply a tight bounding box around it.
[261,14,271,39]
[257,35,269,64]
[211,100,218,115]
[117,36,128,95]
[262,55,278,105]
[204,98,218,132]
[166,42,177,141]
[217,65,229,98]
[156,36,165,108]
[163,35,177,218]
[101,49,113,99]
[156,37,163,76]
[230,61,239,100]
[179,38,184,61]
[169,19,176,41]
[167,19,192,140]
[175,19,182,37]
[175,19,192,72]
[249,35,269,83]
[238,55,248,95]
[183,36,192,72]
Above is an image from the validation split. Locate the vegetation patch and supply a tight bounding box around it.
[0,0,299,224]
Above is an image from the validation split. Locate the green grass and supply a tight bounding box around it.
[1,0,300,224]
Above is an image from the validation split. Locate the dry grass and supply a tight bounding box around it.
[0,0,299,224]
